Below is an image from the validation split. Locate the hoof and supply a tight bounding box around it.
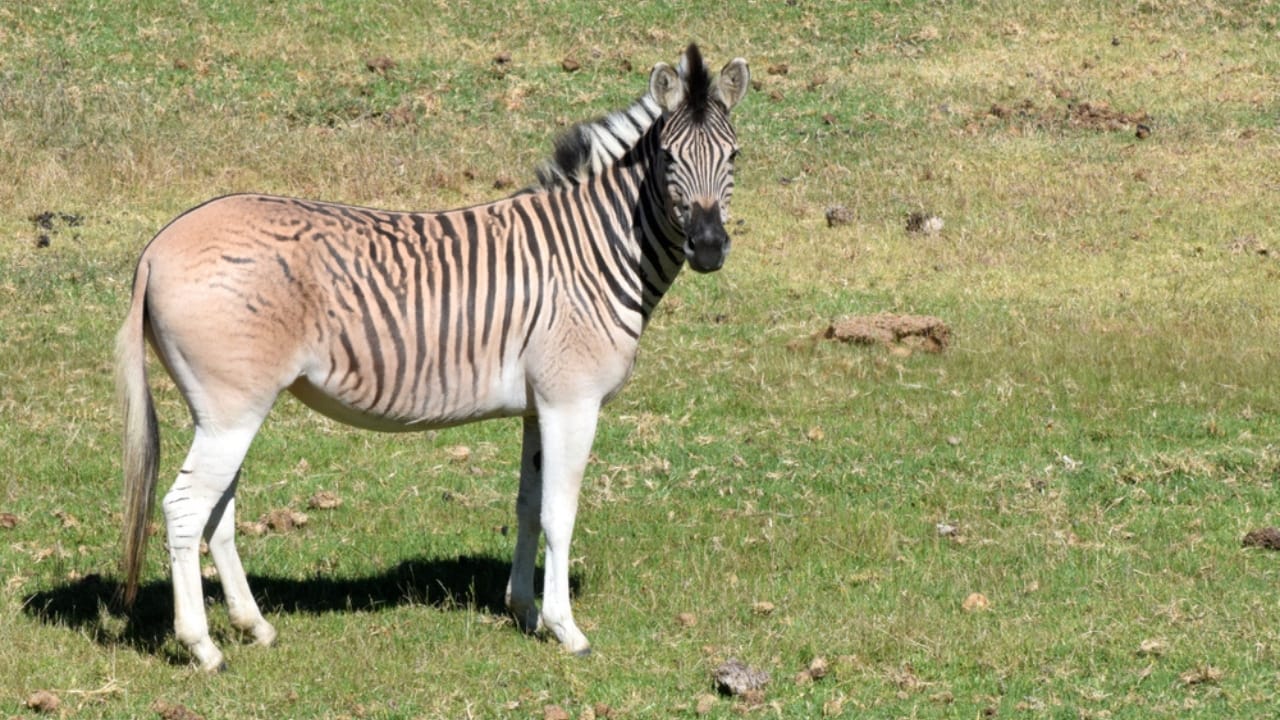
[252,623,278,648]
[191,638,226,673]
[573,647,593,658]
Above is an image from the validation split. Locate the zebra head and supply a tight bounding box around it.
[650,45,750,274]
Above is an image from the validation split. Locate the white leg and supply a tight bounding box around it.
[535,401,599,655]
[206,495,277,647]
[163,424,258,671]
[506,415,543,633]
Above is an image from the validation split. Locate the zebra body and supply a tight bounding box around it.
[117,45,749,670]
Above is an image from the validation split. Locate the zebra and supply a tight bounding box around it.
[117,44,749,671]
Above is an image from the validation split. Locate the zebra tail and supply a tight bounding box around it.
[116,260,160,610]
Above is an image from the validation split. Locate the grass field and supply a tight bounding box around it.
[3,1,1280,717]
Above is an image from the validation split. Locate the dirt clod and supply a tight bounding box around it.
[713,657,771,696]
[307,491,343,510]
[676,612,698,627]
[153,700,205,720]
[906,212,944,234]
[0,512,18,529]
[26,691,61,714]
[1137,638,1167,656]
[1180,665,1224,686]
[822,313,952,353]
[28,210,83,248]
[795,656,830,685]
[1242,527,1280,550]
[240,508,309,536]
[265,508,308,532]
[962,592,990,612]
[365,56,396,74]
[543,704,570,720]
[978,97,1149,134]
[562,57,581,72]
[825,205,854,227]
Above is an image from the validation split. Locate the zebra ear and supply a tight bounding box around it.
[716,58,750,111]
[649,62,685,113]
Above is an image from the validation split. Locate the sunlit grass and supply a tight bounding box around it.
[2,0,1279,717]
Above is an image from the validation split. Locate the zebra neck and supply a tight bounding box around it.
[632,125,686,326]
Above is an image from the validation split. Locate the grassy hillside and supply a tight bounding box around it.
[2,1,1279,717]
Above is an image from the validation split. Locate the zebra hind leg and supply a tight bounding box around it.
[507,415,544,634]
[206,494,277,647]
[163,423,261,671]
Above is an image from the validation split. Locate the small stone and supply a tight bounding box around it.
[752,600,776,616]
[562,57,581,72]
[677,612,698,627]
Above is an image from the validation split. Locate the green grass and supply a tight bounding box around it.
[4,0,1280,717]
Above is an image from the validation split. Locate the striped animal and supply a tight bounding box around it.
[117,44,749,670]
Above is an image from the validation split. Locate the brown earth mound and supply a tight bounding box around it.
[978,98,1149,135]
[1242,527,1280,550]
[822,313,952,353]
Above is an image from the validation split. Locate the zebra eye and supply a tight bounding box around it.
[662,149,677,166]
[729,149,741,163]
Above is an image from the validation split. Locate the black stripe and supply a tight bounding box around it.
[462,210,481,401]
[510,202,544,357]
[434,215,458,401]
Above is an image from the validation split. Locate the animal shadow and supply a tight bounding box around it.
[22,554,581,660]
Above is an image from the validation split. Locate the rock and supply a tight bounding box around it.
[713,657,771,696]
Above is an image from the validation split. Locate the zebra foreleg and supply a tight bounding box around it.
[506,415,544,634]
[533,400,599,656]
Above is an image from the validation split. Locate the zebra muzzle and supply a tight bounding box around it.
[684,203,730,273]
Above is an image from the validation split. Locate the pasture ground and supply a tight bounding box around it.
[2,1,1279,717]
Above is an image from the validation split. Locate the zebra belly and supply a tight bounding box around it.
[286,363,531,433]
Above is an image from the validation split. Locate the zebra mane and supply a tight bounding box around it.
[681,44,714,124]
[535,94,663,190]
